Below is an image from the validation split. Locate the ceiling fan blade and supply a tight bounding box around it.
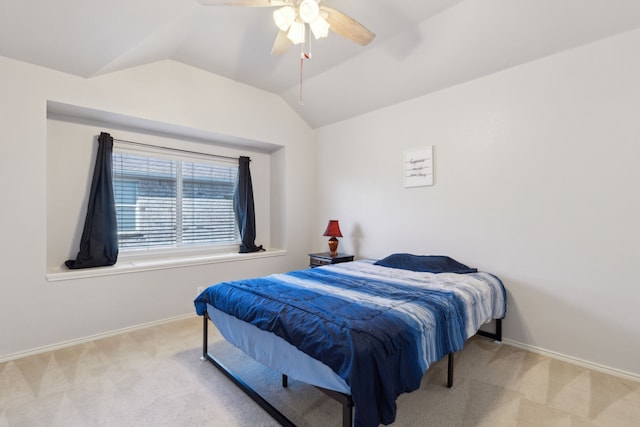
[197,0,291,6]
[271,30,292,55]
[320,6,375,46]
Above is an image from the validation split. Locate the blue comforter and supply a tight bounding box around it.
[194,260,506,427]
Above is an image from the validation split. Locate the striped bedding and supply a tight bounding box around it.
[194,259,506,427]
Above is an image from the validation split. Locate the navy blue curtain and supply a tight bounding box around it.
[65,132,119,269]
[234,156,263,253]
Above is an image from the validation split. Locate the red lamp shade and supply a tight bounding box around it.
[323,220,343,238]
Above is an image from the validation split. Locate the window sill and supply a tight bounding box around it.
[46,248,287,282]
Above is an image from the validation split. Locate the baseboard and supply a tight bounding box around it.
[502,338,640,383]
[0,313,196,364]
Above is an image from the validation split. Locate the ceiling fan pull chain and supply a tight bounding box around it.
[299,52,308,105]
[299,35,312,105]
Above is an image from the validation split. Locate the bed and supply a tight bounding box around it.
[194,254,507,427]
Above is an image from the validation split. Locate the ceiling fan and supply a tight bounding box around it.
[197,0,376,55]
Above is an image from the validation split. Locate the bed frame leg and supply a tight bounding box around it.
[342,398,353,427]
[316,387,353,427]
[202,313,209,359]
[282,374,288,388]
[446,318,504,389]
[447,352,454,388]
[476,318,503,342]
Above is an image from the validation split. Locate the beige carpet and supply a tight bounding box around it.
[1,316,639,427]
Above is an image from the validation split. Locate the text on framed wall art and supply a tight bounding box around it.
[404,147,433,187]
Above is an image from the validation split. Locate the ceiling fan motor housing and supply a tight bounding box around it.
[299,0,319,23]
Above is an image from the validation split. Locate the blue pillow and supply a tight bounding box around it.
[374,253,477,274]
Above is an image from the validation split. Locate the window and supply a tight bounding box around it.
[112,148,239,251]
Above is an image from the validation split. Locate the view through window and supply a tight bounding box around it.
[112,149,239,250]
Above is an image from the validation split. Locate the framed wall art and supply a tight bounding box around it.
[404,146,433,188]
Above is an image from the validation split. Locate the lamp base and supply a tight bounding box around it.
[328,237,339,257]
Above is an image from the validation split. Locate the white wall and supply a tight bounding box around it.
[0,58,315,358]
[314,29,640,378]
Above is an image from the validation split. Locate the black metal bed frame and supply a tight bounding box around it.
[201,313,502,427]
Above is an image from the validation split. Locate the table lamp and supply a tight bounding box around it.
[323,219,343,257]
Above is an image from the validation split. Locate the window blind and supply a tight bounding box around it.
[112,148,239,251]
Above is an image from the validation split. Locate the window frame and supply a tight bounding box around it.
[111,141,241,258]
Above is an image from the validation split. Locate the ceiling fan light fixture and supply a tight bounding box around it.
[273,6,295,32]
[298,0,319,23]
[287,20,306,44]
[309,15,330,39]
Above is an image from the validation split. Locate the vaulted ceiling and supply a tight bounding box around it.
[2,0,640,128]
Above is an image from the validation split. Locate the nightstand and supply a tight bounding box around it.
[309,252,354,268]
